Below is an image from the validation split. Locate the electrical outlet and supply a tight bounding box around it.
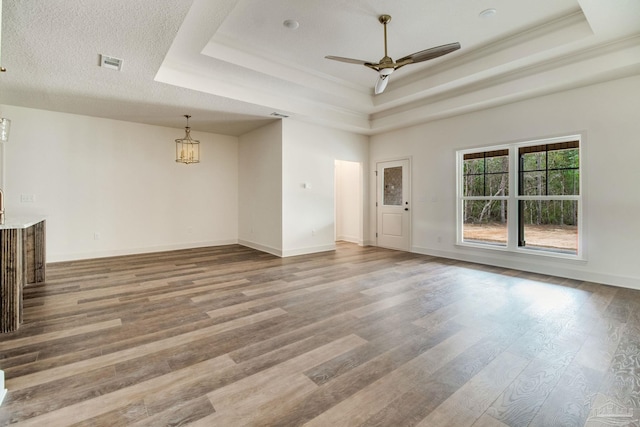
[94,232,101,240]
[20,194,35,203]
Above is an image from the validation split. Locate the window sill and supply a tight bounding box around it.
[457,240,586,262]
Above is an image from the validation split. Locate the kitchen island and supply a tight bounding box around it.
[0,217,46,333]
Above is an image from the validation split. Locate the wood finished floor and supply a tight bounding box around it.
[1,243,639,426]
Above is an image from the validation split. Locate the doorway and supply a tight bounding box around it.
[335,160,363,245]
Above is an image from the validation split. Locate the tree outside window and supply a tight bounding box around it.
[458,136,581,257]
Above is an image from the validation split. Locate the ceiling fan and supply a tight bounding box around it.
[326,15,460,95]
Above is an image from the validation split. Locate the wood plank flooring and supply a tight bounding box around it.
[0,243,639,426]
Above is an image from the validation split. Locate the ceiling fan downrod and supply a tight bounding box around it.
[379,15,391,60]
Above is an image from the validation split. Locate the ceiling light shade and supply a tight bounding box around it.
[175,115,200,164]
[0,118,11,142]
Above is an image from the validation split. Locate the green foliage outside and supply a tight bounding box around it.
[463,148,579,226]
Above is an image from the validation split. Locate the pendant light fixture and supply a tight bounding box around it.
[175,115,200,164]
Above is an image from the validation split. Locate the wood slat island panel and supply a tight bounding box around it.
[0,219,46,333]
[0,229,23,333]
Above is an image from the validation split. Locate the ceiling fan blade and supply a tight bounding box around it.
[374,74,390,95]
[325,55,371,65]
[397,42,461,64]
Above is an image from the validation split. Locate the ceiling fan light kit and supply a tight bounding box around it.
[374,73,390,94]
[326,14,460,94]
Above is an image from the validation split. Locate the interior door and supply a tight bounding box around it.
[377,159,410,251]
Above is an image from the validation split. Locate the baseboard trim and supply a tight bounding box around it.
[237,240,283,257]
[282,244,336,258]
[238,240,338,258]
[48,239,239,263]
[336,236,362,245]
[411,245,640,291]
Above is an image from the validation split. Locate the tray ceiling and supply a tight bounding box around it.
[1,0,639,135]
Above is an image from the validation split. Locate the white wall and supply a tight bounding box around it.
[0,105,238,261]
[282,119,369,257]
[370,75,640,289]
[335,160,362,244]
[238,121,283,255]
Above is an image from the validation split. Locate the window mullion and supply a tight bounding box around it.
[507,147,519,250]
[483,155,487,197]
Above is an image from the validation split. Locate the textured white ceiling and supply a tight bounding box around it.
[1,0,639,136]
[0,0,276,135]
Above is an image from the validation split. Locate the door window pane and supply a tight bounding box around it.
[383,166,403,206]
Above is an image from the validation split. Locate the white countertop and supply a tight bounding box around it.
[0,216,46,230]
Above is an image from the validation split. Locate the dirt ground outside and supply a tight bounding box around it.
[464,223,578,251]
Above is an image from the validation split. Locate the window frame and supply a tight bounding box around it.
[456,135,583,260]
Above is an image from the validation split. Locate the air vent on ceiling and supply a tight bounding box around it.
[100,54,123,71]
[270,112,289,118]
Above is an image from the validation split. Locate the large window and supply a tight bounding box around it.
[458,136,581,257]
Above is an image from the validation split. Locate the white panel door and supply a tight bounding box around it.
[377,159,410,251]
